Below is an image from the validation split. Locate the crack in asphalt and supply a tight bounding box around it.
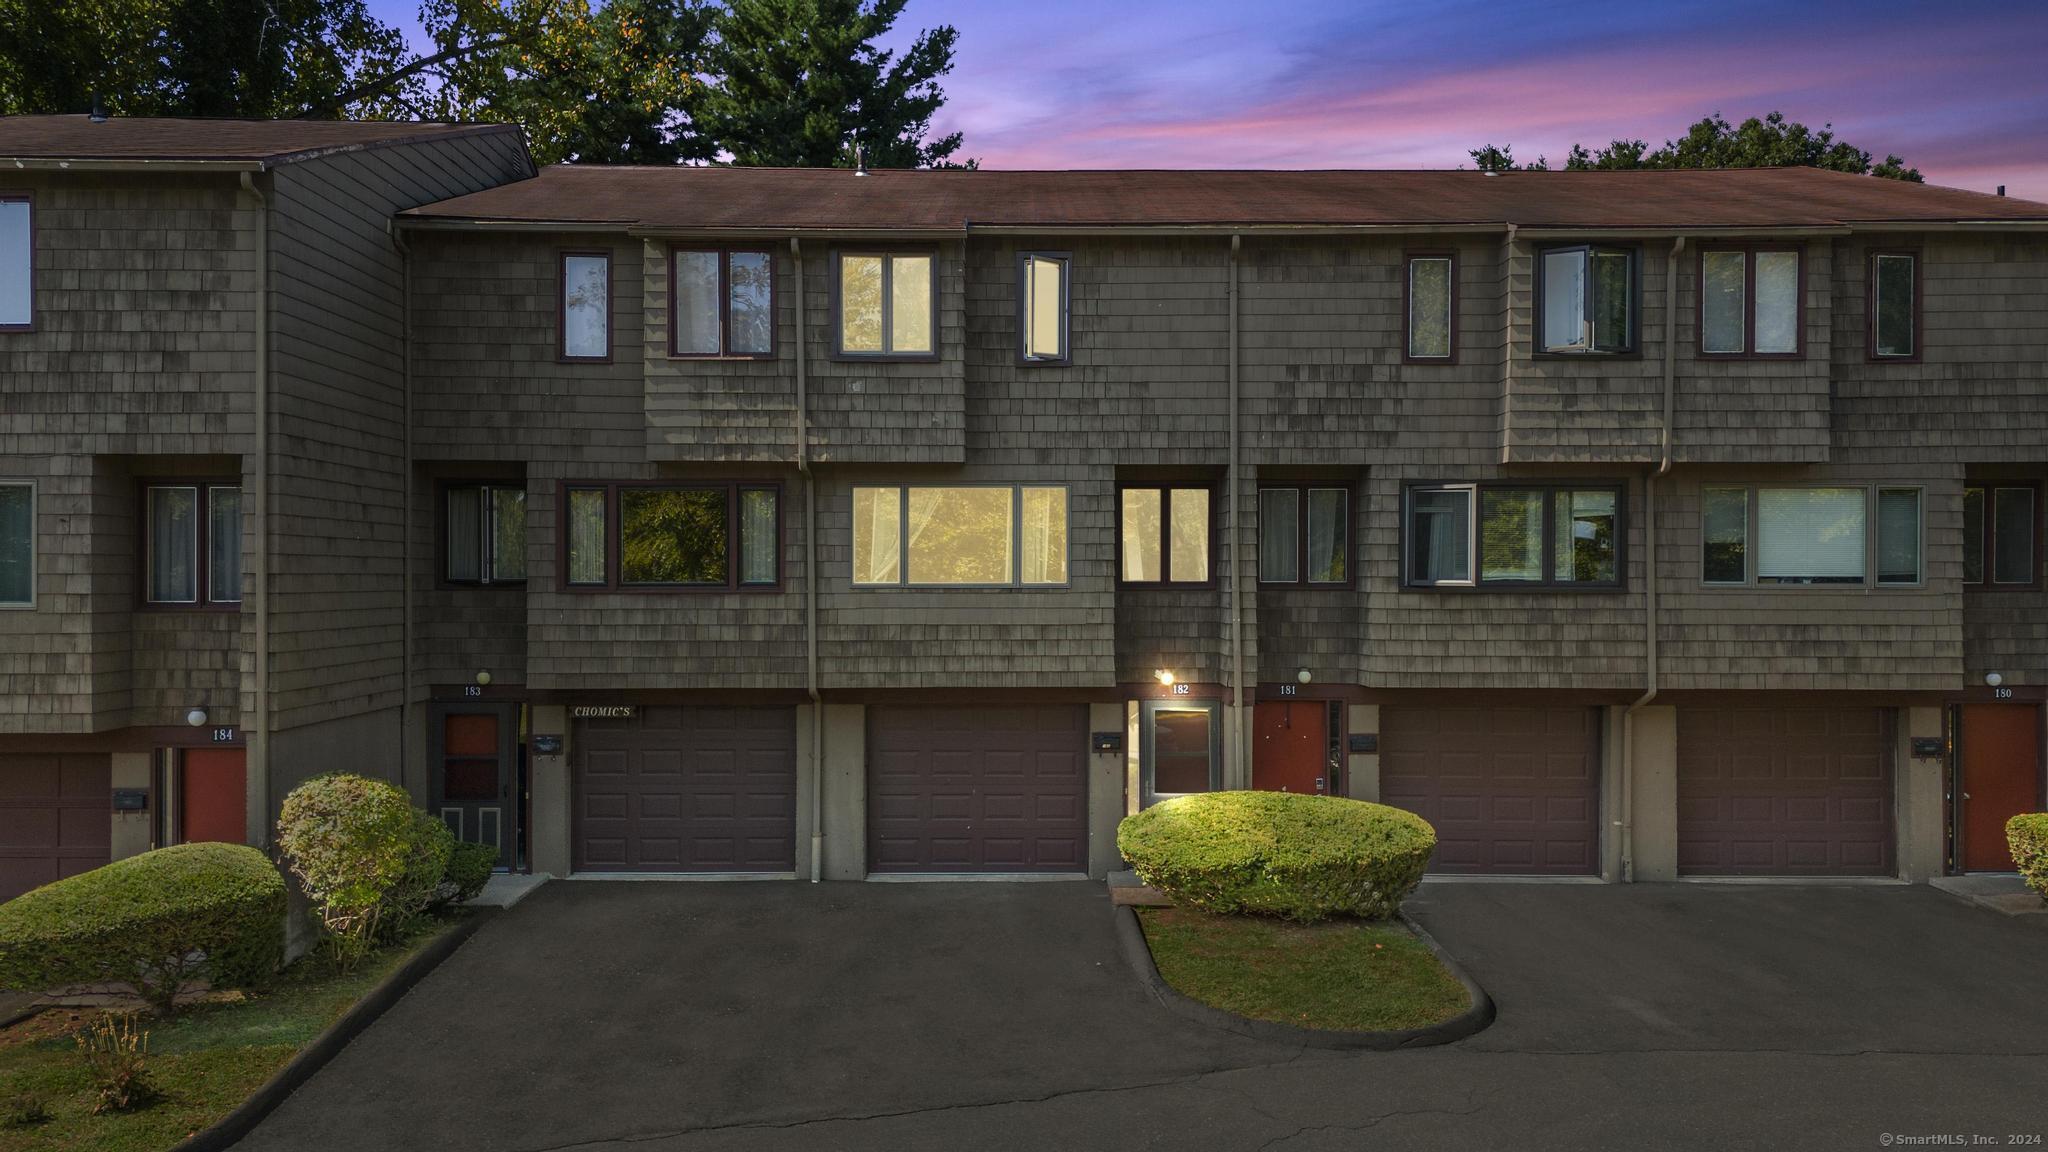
[1252,1086,1484,1152]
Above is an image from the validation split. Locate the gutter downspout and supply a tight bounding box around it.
[240,172,272,844]
[794,237,823,883]
[1228,235,1245,784]
[1619,235,1685,882]
[388,220,414,797]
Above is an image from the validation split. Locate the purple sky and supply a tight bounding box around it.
[369,0,2048,200]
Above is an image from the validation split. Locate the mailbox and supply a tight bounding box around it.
[1090,731,1125,754]
[531,735,563,756]
[1346,733,1378,754]
[112,788,150,812]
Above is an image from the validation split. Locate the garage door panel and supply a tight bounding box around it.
[573,708,796,873]
[1377,706,1600,876]
[867,706,1088,873]
[0,755,114,903]
[1677,707,1892,877]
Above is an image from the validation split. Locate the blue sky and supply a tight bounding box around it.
[364,0,2048,198]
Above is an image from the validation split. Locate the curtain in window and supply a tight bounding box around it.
[1019,488,1067,585]
[906,487,1009,584]
[1259,489,1298,582]
[1307,489,1347,583]
[673,251,721,354]
[890,255,933,353]
[1169,488,1209,583]
[738,488,778,584]
[729,251,773,355]
[1757,488,1864,583]
[148,486,199,602]
[1120,489,1160,581]
[1480,489,1544,581]
[446,487,482,581]
[1754,251,1799,353]
[1408,489,1469,583]
[1876,489,1920,585]
[1701,251,1746,353]
[1553,490,1616,583]
[0,483,30,604]
[1994,488,2035,584]
[492,488,526,582]
[851,487,901,584]
[1541,249,1587,350]
[208,487,242,603]
[562,255,609,357]
[567,489,607,584]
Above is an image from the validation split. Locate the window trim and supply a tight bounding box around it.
[1697,484,1927,590]
[1401,250,1458,364]
[0,478,32,608]
[851,483,1072,589]
[1016,250,1072,365]
[667,246,777,360]
[437,481,528,589]
[557,248,614,363]
[139,478,242,611]
[1866,248,1923,363]
[1115,483,1216,589]
[1533,243,1642,357]
[1963,482,2041,591]
[1695,243,1805,360]
[0,192,31,334]
[553,480,783,594]
[1401,481,1627,591]
[830,248,941,362]
[1256,483,1355,589]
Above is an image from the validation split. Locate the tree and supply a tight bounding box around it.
[1473,112,1922,181]
[1468,144,1546,173]
[698,0,969,168]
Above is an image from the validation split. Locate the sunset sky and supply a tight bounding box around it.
[370,0,2048,199]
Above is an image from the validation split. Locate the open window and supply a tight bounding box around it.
[1539,245,1636,353]
[1018,252,1069,363]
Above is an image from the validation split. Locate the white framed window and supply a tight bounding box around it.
[1700,485,1922,588]
[1539,245,1636,353]
[1019,252,1069,362]
[852,485,1068,587]
[0,480,32,607]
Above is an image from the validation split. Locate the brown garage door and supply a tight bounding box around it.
[0,755,112,902]
[1678,706,1893,876]
[575,706,796,873]
[1379,706,1600,875]
[868,705,1088,873]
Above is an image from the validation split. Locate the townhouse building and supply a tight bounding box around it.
[4,115,2046,899]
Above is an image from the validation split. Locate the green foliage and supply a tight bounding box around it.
[437,841,497,908]
[2009,813,2048,902]
[701,0,970,168]
[0,1088,50,1128]
[276,774,425,970]
[0,843,284,1014]
[384,811,456,939]
[75,1013,156,1115]
[1477,112,1921,182]
[1118,791,1436,922]
[621,487,731,583]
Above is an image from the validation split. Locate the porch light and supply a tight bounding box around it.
[185,707,208,727]
[1986,672,2003,688]
[1154,669,1175,687]
[476,670,493,687]
[1296,668,1312,685]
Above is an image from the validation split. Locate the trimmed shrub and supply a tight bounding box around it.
[1118,791,1436,922]
[276,774,425,968]
[434,841,496,909]
[0,843,284,1013]
[382,812,455,939]
[2009,813,2048,903]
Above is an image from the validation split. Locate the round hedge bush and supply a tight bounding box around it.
[0,842,285,1011]
[2009,812,2048,902]
[1117,791,1436,922]
[277,774,436,962]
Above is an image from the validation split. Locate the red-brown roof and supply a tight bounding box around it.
[0,115,523,167]
[401,164,2048,231]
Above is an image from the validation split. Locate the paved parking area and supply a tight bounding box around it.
[233,879,2048,1152]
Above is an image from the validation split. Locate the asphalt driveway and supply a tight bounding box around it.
[233,880,2048,1152]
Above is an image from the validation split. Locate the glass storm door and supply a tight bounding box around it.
[431,703,517,868]
[1141,698,1222,807]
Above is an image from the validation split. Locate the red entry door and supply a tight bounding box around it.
[1253,700,1327,794]
[1960,704,2041,872]
[181,747,248,845]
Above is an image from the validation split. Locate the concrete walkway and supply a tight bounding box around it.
[232,880,2048,1152]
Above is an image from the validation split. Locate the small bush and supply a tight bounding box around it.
[1118,791,1436,922]
[76,1013,155,1115]
[383,812,455,939]
[2009,813,2048,903]
[435,841,497,909]
[277,774,426,969]
[0,843,284,1013]
[0,1089,50,1129]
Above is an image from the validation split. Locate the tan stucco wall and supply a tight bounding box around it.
[110,752,152,863]
[529,704,571,876]
[1087,702,1126,878]
[1897,706,1947,882]
[1626,704,1679,882]
[1345,704,1379,802]
[821,703,866,880]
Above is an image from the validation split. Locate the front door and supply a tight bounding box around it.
[1140,698,1221,807]
[1253,699,1327,794]
[431,703,518,869]
[1959,703,2041,872]
[179,747,247,845]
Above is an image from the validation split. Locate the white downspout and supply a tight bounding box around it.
[240,172,271,843]
[795,237,823,882]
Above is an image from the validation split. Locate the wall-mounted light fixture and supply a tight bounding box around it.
[185,707,208,728]
[1296,668,1312,685]
[476,670,493,687]
[1154,669,1176,687]
[1986,672,2004,688]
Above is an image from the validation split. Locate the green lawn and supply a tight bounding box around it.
[1137,906,1470,1032]
[0,917,463,1152]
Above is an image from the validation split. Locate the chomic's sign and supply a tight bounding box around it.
[571,705,637,719]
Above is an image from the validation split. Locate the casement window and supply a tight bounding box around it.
[1700,485,1922,587]
[445,484,526,585]
[1119,486,1210,586]
[1404,483,1620,588]
[560,482,779,591]
[1869,251,1919,360]
[1963,484,2038,586]
[1404,253,1455,361]
[144,483,241,606]
[0,195,28,331]
[836,252,935,357]
[560,251,611,361]
[0,480,31,607]
[1700,246,1801,356]
[852,485,1067,587]
[671,248,774,357]
[1538,245,1636,353]
[1258,486,1350,586]
[1018,252,1070,363]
